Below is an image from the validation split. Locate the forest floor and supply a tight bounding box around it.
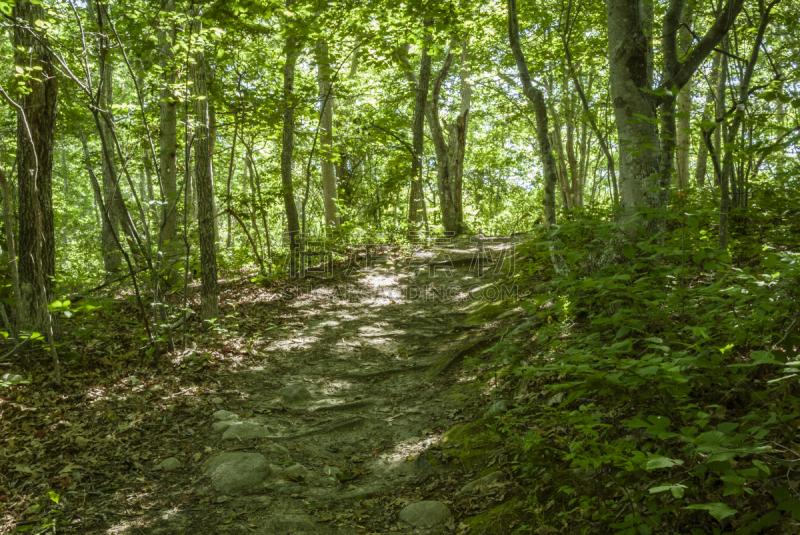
[0,237,532,535]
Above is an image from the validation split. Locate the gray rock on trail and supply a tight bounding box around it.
[483,399,509,419]
[154,457,181,471]
[203,452,271,495]
[399,500,452,529]
[284,463,309,479]
[277,384,313,402]
[221,422,271,441]
[460,470,505,493]
[212,420,236,433]
[213,410,238,421]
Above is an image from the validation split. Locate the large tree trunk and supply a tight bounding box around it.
[13,0,58,327]
[606,0,744,237]
[315,40,339,228]
[190,10,219,324]
[281,2,301,276]
[426,38,471,234]
[158,0,179,281]
[408,21,432,232]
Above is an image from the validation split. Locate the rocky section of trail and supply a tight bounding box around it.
[135,240,530,535]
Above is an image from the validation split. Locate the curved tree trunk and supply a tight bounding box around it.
[426,38,472,234]
[507,0,567,275]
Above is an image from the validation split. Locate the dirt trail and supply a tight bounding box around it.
[127,238,520,535]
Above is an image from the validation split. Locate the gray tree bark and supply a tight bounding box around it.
[606,0,744,237]
[315,40,340,228]
[281,1,302,275]
[190,9,219,323]
[87,0,122,274]
[507,0,567,275]
[426,38,471,234]
[408,23,433,233]
[695,52,722,186]
[719,4,771,250]
[158,0,179,282]
[675,2,693,189]
[13,0,58,327]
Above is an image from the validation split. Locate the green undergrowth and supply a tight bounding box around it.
[457,203,800,534]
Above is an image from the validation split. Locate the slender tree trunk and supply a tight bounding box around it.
[695,52,722,186]
[208,97,219,244]
[13,0,58,327]
[408,20,432,232]
[225,115,239,250]
[315,40,339,228]
[562,33,618,205]
[676,2,694,189]
[190,9,219,324]
[87,0,123,274]
[281,1,301,276]
[508,0,566,275]
[549,102,572,211]
[565,81,580,207]
[719,5,770,250]
[158,0,179,282]
[715,43,728,186]
[448,37,471,232]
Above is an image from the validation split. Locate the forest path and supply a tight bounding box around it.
[132,238,517,535]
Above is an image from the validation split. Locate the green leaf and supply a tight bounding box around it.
[48,491,59,504]
[685,502,737,521]
[646,456,684,470]
[650,484,686,498]
[693,249,706,264]
[622,243,635,260]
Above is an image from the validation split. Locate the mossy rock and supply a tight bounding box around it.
[443,419,501,470]
[444,381,484,407]
[463,494,524,534]
[443,419,489,447]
